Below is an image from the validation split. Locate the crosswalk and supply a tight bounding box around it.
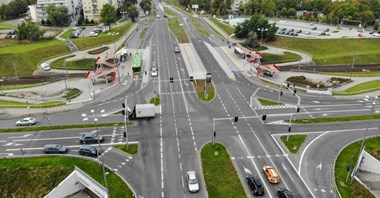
[231,153,289,160]
[254,104,297,110]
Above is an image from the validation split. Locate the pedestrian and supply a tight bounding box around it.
[145,71,147,75]
[130,53,132,56]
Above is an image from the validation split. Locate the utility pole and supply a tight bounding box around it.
[64,61,68,90]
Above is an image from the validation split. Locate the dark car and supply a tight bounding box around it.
[79,145,100,157]
[320,32,326,35]
[278,188,296,198]
[311,27,317,30]
[280,27,286,31]
[369,30,375,34]
[296,30,302,33]
[324,28,329,32]
[79,133,104,144]
[164,15,168,18]
[79,26,86,30]
[247,175,264,195]
[289,29,294,32]
[70,32,79,38]
[43,144,68,154]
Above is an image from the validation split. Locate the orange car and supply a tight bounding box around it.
[263,165,281,184]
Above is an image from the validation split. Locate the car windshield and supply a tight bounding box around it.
[55,144,62,149]
[189,178,198,184]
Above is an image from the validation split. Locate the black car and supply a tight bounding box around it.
[278,188,296,198]
[296,30,302,33]
[246,175,264,195]
[43,144,68,154]
[289,29,294,32]
[79,133,104,143]
[79,26,86,30]
[79,145,100,157]
[320,32,326,35]
[164,15,168,18]
[311,27,317,30]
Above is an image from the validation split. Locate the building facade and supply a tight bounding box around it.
[28,0,82,22]
[231,0,249,13]
[82,0,118,22]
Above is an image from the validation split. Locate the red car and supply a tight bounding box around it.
[174,47,180,53]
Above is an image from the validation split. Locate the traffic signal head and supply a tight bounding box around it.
[190,76,194,82]
[262,115,267,121]
[170,77,173,83]
[280,91,283,96]
[234,116,238,122]
[122,103,125,108]
[122,110,126,115]
[288,126,291,132]
[293,89,297,95]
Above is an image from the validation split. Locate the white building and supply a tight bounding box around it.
[29,0,82,22]
[231,0,249,13]
[82,0,118,22]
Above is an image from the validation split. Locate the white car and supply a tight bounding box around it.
[186,171,199,192]
[305,31,311,35]
[16,117,37,126]
[89,31,98,37]
[151,68,158,77]
[40,62,51,71]
[157,14,160,18]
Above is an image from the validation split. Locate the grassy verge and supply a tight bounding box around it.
[0,122,131,133]
[62,88,82,100]
[289,114,380,124]
[261,51,300,64]
[210,18,235,36]
[280,135,307,154]
[163,7,176,16]
[258,98,283,106]
[0,83,43,90]
[193,80,215,101]
[88,46,110,55]
[203,19,224,37]
[60,29,74,39]
[113,144,138,155]
[149,96,160,105]
[168,17,190,43]
[0,156,133,198]
[50,56,94,70]
[71,23,133,50]
[192,18,209,37]
[140,27,148,38]
[0,100,65,108]
[0,39,70,76]
[0,23,16,29]
[324,72,380,77]
[335,137,379,198]
[269,37,380,65]
[334,80,380,95]
[201,143,246,197]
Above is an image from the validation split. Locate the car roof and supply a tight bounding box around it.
[84,133,96,137]
[44,144,61,148]
[187,171,196,179]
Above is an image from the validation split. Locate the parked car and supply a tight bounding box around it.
[279,31,285,34]
[289,29,294,32]
[293,33,298,36]
[280,27,286,31]
[263,165,281,184]
[164,15,168,18]
[296,30,302,33]
[40,62,51,71]
[79,145,100,157]
[16,117,37,126]
[93,27,102,33]
[79,133,104,143]
[79,26,86,31]
[311,27,317,30]
[157,14,160,18]
[174,47,180,53]
[305,31,311,35]
[324,28,329,32]
[70,32,79,38]
[246,175,264,195]
[186,171,199,192]
[278,188,296,198]
[43,144,68,154]
[89,31,99,37]
[320,32,326,35]
[103,26,110,33]
[151,68,158,77]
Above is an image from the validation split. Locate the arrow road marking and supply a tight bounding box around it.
[317,163,322,170]
[243,166,252,175]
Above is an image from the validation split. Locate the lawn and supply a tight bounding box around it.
[324,71,380,77]
[280,135,307,154]
[193,80,215,101]
[163,7,176,16]
[0,23,16,29]
[140,27,148,38]
[50,55,94,70]
[201,143,246,197]
[335,137,379,198]
[258,98,283,106]
[261,51,300,64]
[62,88,82,100]
[113,144,138,155]
[71,23,133,50]
[268,37,380,65]
[150,96,160,105]
[334,80,380,95]
[1,83,43,90]
[210,18,235,36]
[0,39,70,76]
[0,100,65,108]
[88,46,109,55]
[60,29,74,39]
[203,19,224,38]
[168,17,189,43]
[192,18,209,37]
[0,156,134,198]
[289,114,380,124]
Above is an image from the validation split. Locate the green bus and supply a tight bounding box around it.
[132,53,142,74]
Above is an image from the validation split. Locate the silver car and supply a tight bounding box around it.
[43,144,68,154]
[187,171,199,192]
[16,117,37,126]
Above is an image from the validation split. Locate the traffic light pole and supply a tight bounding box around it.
[124,98,129,147]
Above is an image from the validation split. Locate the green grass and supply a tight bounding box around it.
[113,144,138,155]
[0,100,65,108]
[140,27,148,38]
[201,143,246,197]
[203,19,224,38]
[0,23,16,29]
[289,114,380,124]
[261,52,300,64]
[280,135,307,154]
[0,156,133,198]
[50,56,94,70]
[258,98,283,106]
[62,88,82,100]
[168,17,189,43]
[60,29,74,39]
[149,96,160,105]
[192,18,209,37]
[71,23,133,50]
[163,7,176,16]
[324,71,380,77]
[88,46,110,55]
[210,18,235,36]
[334,80,380,95]
[0,83,43,90]
[335,137,379,198]
[0,39,70,76]
[269,37,380,65]
[0,122,130,133]
[193,80,215,101]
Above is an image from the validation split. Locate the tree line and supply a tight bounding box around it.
[0,0,35,20]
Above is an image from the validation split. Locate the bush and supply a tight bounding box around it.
[287,76,326,88]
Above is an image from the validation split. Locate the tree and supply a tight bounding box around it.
[139,0,151,13]
[374,21,379,31]
[17,19,45,41]
[127,5,139,22]
[235,14,277,41]
[100,4,116,28]
[238,1,244,15]
[242,31,259,49]
[46,5,70,26]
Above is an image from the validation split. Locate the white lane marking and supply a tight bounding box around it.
[317,162,322,170]
[282,163,294,181]
[8,134,32,139]
[13,134,116,142]
[299,132,328,174]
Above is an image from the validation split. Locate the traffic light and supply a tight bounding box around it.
[190,76,194,82]
[280,91,283,96]
[288,126,291,132]
[122,103,125,108]
[123,132,126,137]
[122,103,126,115]
[262,115,267,121]
[293,89,297,95]
[170,77,173,83]
[297,107,300,113]
[234,116,238,122]
[213,131,216,137]
[287,83,290,87]
[122,110,126,115]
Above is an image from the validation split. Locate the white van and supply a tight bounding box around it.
[40,62,51,71]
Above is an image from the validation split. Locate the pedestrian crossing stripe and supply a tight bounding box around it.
[160,91,196,95]
[254,104,297,110]
[231,154,289,160]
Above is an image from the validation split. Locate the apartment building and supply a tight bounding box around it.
[82,0,118,22]
[28,0,82,22]
[231,0,249,13]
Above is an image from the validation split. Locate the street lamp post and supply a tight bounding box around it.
[0,78,4,94]
[82,109,109,197]
[359,96,378,153]
[257,28,268,51]
[63,61,68,90]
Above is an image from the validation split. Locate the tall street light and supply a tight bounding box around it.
[257,28,268,51]
[82,109,109,197]
[359,96,378,153]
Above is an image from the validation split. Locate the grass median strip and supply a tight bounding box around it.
[193,80,215,101]
[0,100,65,108]
[288,114,380,124]
[163,7,176,16]
[60,29,74,39]
[168,17,189,43]
[280,135,306,154]
[261,51,300,64]
[113,144,138,155]
[192,18,209,37]
[0,83,43,90]
[88,46,110,55]
[150,96,160,105]
[203,19,224,38]
[62,88,82,100]
[324,71,380,77]
[50,56,94,70]
[210,18,235,36]
[335,137,379,198]
[0,156,134,198]
[202,143,245,197]
[258,98,283,106]
[0,122,132,133]
[334,80,380,95]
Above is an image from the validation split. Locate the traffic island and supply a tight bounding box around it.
[193,80,215,102]
[113,144,138,155]
[280,135,307,154]
[149,95,160,105]
[201,143,245,197]
[258,98,283,106]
